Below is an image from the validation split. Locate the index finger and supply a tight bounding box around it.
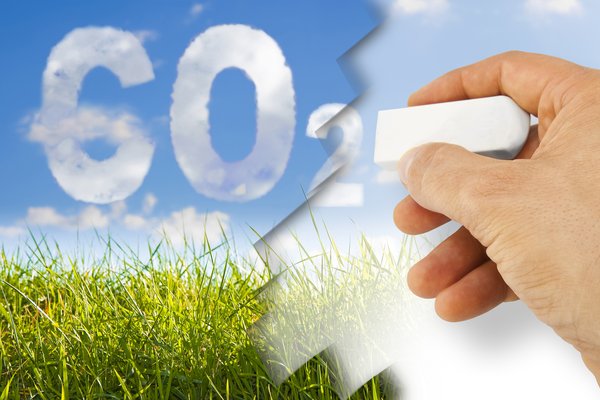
[408,51,584,117]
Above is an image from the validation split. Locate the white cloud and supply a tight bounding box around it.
[0,226,25,238]
[306,104,363,190]
[0,193,230,247]
[115,192,157,230]
[78,206,110,230]
[110,200,127,219]
[132,30,159,44]
[0,204,113,236]
[142,193,158,214]
[29,106,146,145]
[393,0,449,15]
[170,25,295,201]
[28,105,155,204]
[25,206,110,230]
[311,183,364,207]
[26,207,70,227]
[525,0,582,14]
[123,214,151,231]
[29,27,155,204]
[157,208,229,247]
[375,170,401,184]
[189,3,204,18]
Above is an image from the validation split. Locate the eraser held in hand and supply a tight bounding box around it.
[374,95,531,170]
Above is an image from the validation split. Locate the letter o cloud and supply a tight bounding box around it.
[171,24,296,202]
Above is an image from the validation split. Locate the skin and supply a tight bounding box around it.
[393,51,600,383]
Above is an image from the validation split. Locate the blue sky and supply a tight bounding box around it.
[0,1,374,247]
[2,0,600,257]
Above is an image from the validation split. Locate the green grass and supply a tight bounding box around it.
[0,232,411,399]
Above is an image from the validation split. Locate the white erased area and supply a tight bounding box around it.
[389,297,598,399]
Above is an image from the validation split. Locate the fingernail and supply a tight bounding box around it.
[397,147,418,184]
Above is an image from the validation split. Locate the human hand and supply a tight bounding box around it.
[393,51,600,382]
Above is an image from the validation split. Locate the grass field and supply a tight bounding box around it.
[0,232,411,399]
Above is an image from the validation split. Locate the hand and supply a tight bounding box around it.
[393,51,600,382]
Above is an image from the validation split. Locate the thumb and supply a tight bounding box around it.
[398,143,509,231]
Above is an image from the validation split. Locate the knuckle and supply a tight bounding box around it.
[411,144,464,198]
[412,143,454,178]
[487,160,534,198]
[405,143,447,191]
[499,50,526,60]
[444,165,508,218]
[470,164,521,199]
[494,50,528,70]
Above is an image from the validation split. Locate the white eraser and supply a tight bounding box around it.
[374,95,530,170]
